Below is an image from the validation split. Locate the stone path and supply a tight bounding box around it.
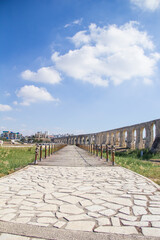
[0,145,160,239]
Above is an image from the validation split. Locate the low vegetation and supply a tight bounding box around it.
[0,146,35,177]
[113,149,160,185]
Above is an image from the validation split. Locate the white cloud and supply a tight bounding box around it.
[16,85,59,106]
[13,101,18,105]
[0,104,12,111]
[64,18,83,28]
[143,78,153,85]
[51,22,159,87]
[3,117,15,121]
[131,0,160,11]
[21,67,61,85]
[4,91,11,97]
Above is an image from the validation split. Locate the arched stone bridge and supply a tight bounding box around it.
[54,119,160,151]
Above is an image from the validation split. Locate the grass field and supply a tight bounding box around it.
[0,147,35,177]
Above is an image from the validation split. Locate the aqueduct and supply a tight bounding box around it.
[54,119,160,151]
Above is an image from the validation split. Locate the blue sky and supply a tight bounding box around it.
[0,0,160,136]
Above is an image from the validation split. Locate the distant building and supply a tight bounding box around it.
[35,131,49,138]
[1,131,22,140]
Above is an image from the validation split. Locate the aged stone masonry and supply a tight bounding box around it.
[54,119,160,151]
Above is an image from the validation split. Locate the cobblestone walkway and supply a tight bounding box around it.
[0,145,160,239]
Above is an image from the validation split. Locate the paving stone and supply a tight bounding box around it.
[45,199,63,205]
[18,212,34,217]
[79,199,93,207]
[116,213,138,221]
[37,205,57,211]
[0,213,16,221]
[80,193,97,200]
[13,217,31,223]
[119,207,130,215]
[37,217,57,224]
[8,198,23,204]
[151,222,160,227]
[28,222,49,227]
[37,212,55,217]
[97,217,110,226]
[56,212,69,219]
[65,214,92,221]
[148,207,160,214]
[111,217,121,226]
[20,201,35,206]
[54,221,66,228]
[99,209,116,217]
[102,202,123,210]
[101,197,132,207]
[134,195,148,200]
[85,205,106,212]
[141,215,160,221]
[60,204,84,214]
[92,199,105,204]
[95,226,138,234]
[134,200,147,206]
[17,190,35,196]
[0,209,16,214]
[149,196,160,201]
[19,206,34,211]
[58,195,83,204]
[142,227,160,237]
[132,206,147,216]
[65,221,95,231]
[87,212,102,218]
[121,220,149,227]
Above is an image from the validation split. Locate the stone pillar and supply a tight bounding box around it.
[113,132,116,145]
[106,133,109,144]
[110,132,114,146]
[136,127,143,149]
[145,124,152,149]
[120,130,125,147]
[156,120,160,137]
[127,129,133,148]
[115,131,120,146]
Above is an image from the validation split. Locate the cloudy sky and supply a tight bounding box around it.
[0,0,160,135]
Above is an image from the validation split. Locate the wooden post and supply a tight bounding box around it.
[101,144,103,159]
[34,145,39,164]
[40,145,42,161]
[96,145,98,156]
[53,144,55,153]
[112,146,115,166]
[45,145,47,158]
[48,144,50,156]
[106,145,109,162]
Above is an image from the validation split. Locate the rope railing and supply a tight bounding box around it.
[76,144,116,166]
[34,143,66,164]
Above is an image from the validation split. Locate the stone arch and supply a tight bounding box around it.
[110,132,114,146]
[91,135,95,144]
[81,137,85,144]
[74,138,77,145]
[115,131,120,146]
[85,136,89,145]
[106,133,109,144]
